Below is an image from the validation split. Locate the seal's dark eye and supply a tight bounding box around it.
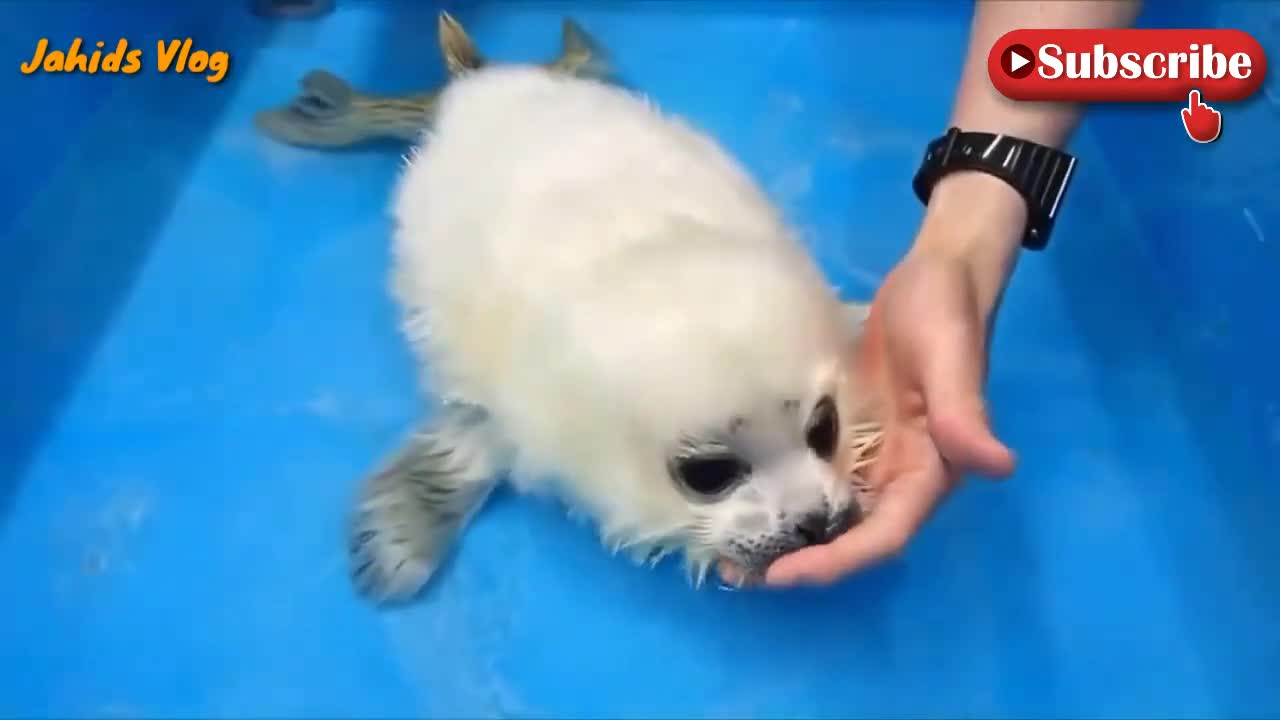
[672,454,751,497]
[805,395,838,461]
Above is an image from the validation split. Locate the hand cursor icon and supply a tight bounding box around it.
[1182,89,1222,144]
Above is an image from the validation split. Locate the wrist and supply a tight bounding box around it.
[912,171,1027,312]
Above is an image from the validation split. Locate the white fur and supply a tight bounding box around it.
[382,66,873,588]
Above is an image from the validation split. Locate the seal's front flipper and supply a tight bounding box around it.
[348,402,508,603]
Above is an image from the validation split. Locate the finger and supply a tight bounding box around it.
[717,558,752,588]
[916,319,1014,478]
[717,559,739,583]
[764,459,950,586]
[1188,89,1201,109]
[929,406,1016,478]
[1181,107,1193,125]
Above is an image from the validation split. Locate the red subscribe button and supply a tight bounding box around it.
[989,29,1267,102]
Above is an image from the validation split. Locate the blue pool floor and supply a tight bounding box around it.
[2,1,1278,717]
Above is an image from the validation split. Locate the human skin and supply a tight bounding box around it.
[737,0,1144,587]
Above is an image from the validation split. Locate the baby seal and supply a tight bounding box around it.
[349,65,884,602]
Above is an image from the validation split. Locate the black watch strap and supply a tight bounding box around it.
[911,127,1077,251]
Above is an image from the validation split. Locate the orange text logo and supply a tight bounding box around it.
[20,38,231,83]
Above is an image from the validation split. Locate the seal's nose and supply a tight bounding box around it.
[795,506,857,546]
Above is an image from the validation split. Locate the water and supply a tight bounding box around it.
[2,1,1277,717]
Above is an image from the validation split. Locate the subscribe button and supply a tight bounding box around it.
[989,28,1267,101]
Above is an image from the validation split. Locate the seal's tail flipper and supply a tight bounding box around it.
[348,402,507,603]
[437,10,486,76]
[560,17,613,81]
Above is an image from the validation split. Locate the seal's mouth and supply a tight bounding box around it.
[714,509,858,587]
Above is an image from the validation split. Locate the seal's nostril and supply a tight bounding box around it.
[796,511,829,545]
[796,505,860,546]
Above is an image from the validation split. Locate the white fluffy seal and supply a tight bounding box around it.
[349,65,884,602]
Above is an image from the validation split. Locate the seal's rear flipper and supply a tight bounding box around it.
[561,17,613,81]
[348,402,508,603]
[437,11,486,76]
[292,69,356,118]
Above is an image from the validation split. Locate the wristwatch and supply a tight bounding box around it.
[911,127,1077,251]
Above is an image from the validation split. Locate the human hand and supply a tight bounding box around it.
[759,172,1026,586]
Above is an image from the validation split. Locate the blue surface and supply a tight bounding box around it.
[2,1,1278,717]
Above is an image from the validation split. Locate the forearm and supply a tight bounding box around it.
[950,0,1142,147]
[914,0,1142,311]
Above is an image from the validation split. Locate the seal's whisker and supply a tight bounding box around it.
[686,556,713,589]
[844,421,885,476]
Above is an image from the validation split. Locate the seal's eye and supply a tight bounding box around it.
[672,453,751,498]
[805,395,838,461]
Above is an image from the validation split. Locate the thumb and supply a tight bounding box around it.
[917,320,1016,479]
[1181,107,1193,125]
[928,399,1015,479]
